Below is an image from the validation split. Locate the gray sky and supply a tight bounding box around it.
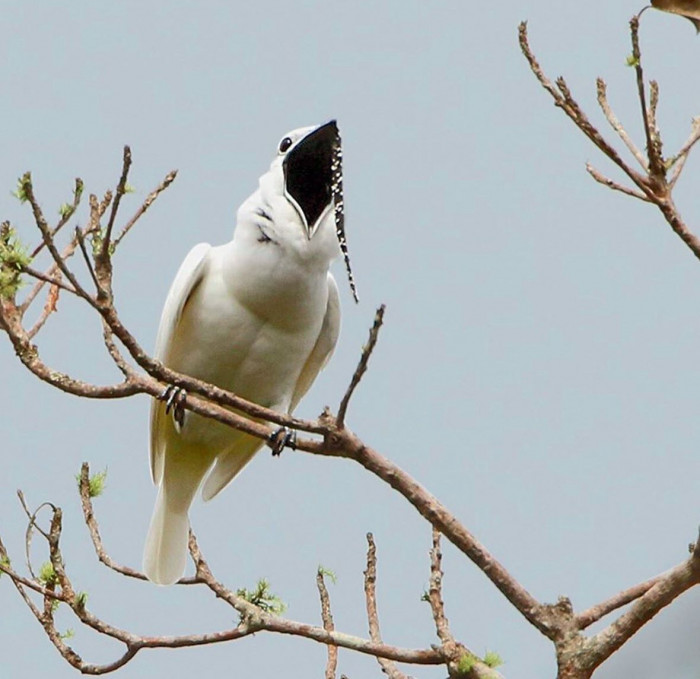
[2,2,700,677]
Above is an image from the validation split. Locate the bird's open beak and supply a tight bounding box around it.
[283,120,338,238]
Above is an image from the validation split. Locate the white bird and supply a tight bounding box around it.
[144,121,343,585]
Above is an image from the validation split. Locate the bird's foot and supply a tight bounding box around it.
[159,385,187,429]
[268,426,297,456]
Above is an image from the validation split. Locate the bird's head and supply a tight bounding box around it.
[279,120,338,240]
[238,120,358,301]
[240,121,338,242]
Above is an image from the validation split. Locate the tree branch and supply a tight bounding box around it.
[576,573,664,630]
[113,169,177,249]
[595,78,648,170]
[520,19,700,264]
[337,304,385,429]
[364,533,409,679]
[581,544,700,672]
[317,568,339,679]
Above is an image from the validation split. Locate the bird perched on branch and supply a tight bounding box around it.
[144,121,353,585]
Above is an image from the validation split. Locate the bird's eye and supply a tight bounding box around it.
[278,137,293,153]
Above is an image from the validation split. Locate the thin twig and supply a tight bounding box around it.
[585,163,650,202]
[427,529,452,646]
[1,299,141,399]
[30,177,84,258]
[23,267,77,296]
[26,280,61,339]
[76,226,101,292]
[20,223,97,314]
[22,176,93,304]
[98,190,113,219]
[101,146,132,259]
[317,430,551,638]
[0,541,65,602]
[100,320,133,379]
[364,533,409,679]
[581,549,700,673]
[595,78,648,170]
[17,490,53,580]
[317,568,338,679]
[5,485,440,675]
[188,536,442,665]
[576,573,664,629]
[78,463,201,585]
[113,169,178,249]
[519,23,653,200]
[520,20,700,264]
[669,116,700,188]
[337,304,385,428]
[78,463,147,581]
[630,15,664,179]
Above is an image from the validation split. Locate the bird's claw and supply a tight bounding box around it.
[268,426,297,456]
[159,385,187,429]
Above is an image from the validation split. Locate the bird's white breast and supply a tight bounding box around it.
[164,239,329,445]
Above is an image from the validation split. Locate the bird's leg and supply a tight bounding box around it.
[159,385,188,429]
[268,426,297,457]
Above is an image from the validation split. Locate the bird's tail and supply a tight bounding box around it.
[143,486,191,585]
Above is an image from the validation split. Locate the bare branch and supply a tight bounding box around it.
[581,549,700,672]
[668,116,700,188]
[101,146,132,259]
[317,568,338,679]
[75,226,100,292]
[29,177,84,258]
[520,20,700,266]
[427,529,452,646]
[188,537,442,665]
[3,485,443,675]
[629,15,665,180]
[100,320,132,379]
[22,175,92,303]
[519,24,653,201]
[337,304,385,428]
[20,223,97,314]
[78,463,148,582]
[26,281,61,340]
[653,194,700,260]
[0,553,65,601]
[595,78,647,170]
[314,431,551,639]
[77,463,203,585]
[23,266,77,296]
[576,573,664,630]
[16,490,53,579]
[364,533,409,679]
[113,169,178,249]
[585,163,650,202]
[1,298,142,399]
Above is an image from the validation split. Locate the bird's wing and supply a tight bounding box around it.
[290,273,341,412]
[150,243,211,484]
[200,433,263,502]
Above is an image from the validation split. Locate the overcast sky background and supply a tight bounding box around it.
[2,2,700,677]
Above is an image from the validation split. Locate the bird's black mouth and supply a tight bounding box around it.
[283,120,338,233]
